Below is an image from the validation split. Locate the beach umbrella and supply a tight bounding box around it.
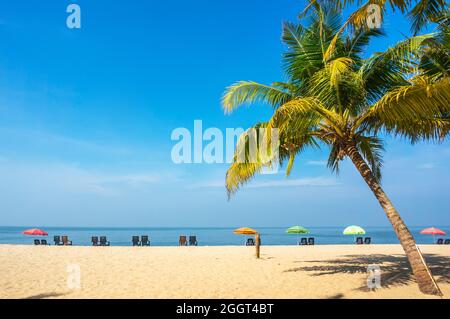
[233,227,260,258]
[286,226,310,234]
[343,225,366,235]
[343,225,365,242]
[286,226,310,244]
[233,227,258,235]
[22,228,48,236]
[420,227,446,244]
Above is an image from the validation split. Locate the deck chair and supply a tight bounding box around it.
[436,238,444,245]
[364,237,372,245]
[308,237,315,245]
[34,239,41,245]
[100,236,110,246]
[300,238,308,245]
[62,236,73,246]
[132,236,141,246]
[246,238,255,246]
[189,236,198,246]
[91,236,99,246]
[41,239,50,245]
[141,236,150,246]
[356,237,364,245]
[444,239,450,245]
[179,236,187,246]
[54,236,63,246]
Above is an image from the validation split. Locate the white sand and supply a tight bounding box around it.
[0,244,448,299]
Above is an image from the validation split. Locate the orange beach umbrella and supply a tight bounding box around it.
[233,227,258,235]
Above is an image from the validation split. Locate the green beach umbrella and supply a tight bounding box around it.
[286,226,310,234]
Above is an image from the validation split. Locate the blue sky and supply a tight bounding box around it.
[0,0,449,227]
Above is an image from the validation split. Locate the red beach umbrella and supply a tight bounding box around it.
[420,227,446,244]
[420,227,446,236]
[22,228,48,236]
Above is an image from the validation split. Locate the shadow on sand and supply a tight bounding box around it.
[285,254,450,291]
[23,292,68,299]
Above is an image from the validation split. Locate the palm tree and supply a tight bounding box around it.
[222,6,449,296]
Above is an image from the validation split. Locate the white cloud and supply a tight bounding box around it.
[98,174,160,188]
[0,162,162,197]
[0,126,134,156]
[248,177,339,188]
[418,162,435,170]
[188,180,225,189]
[306,160,327,166]
[190,177,339,189]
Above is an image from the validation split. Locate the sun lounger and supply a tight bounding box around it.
[54,236,63,246]
[299,238,308,245]
[40,239,50,245]
[364,237,371,244]
[189,236,198,246]
[308,237,315,245]
[179,236,187,246]
[444,239,450,245]
[62,236,72,246]
[91,236,99,246]
[436,238,444,245]
[356,237,364,245]
[34,239,40,245]
[132,236,141,246]
[100,236,110,246]
[246,238,255,246]
[141,236,150,246]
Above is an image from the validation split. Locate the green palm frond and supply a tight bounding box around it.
[378,33,437,66]
[327,142,346,176]
[359,76,450,141]
[308,57,366,114]
[222,81,295,114]
[360,55,408,103]
[269,97,341,134]
[355,135,385,181]
[282,22,325,80]
[225,120,318,195]
[226,122,278,196]
[419,43,450,79]
[359,33,437,102]
[408,0,448,34]
[226,161,263,198]
[344,28,385,60]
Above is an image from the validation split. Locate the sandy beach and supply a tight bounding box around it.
[0,244,448,299]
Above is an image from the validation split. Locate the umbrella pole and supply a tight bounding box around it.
[255,233,260,259]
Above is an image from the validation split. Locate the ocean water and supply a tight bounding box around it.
[0,226,448,246]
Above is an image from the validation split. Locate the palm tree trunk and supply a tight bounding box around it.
[345,143,442,296]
